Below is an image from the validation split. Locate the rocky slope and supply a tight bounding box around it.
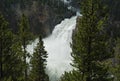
[0,0,75,37]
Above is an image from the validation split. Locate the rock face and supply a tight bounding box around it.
[0,0,75,37]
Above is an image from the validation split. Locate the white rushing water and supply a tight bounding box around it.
[27,16,77,81]
[44,16,77,81]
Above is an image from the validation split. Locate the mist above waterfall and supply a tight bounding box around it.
[44,16,77,81]
[27,16,77,81]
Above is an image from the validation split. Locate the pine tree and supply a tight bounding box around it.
[0,13,14,81]
[0,13,13,80]
[8,35,25,81]
[0,13,24,81]
[111,38,120,81]
[71,0,113,81]
[18,14,32,81]
[30,35,49,81]
[2,35,25,81]
[61,70,83,81]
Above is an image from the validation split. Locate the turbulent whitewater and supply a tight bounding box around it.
[27,16,77,81]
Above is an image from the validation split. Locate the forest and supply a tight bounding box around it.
[0,0,120,81]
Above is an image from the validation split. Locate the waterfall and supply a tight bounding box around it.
[44,16,77,81]
[27,16,77,81]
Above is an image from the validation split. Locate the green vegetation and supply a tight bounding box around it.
[61,70,83,81]
[111,38,120,81]
[0,13,24,81]
[18,14,32,81]
[0,13,49,81]
[0,0,73,36]
[0,0,120,81]
[0,12,12,80]
[61,0,114,81]
[30,36,49,81]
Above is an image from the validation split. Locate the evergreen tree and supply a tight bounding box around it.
[0,13,24,81]
[0,13,13,80]
[8,35,25,81]
[70,0,113,81]
[2,35,25,81]
[18,14,32,81]
[61,70,83,81]
[30,35,49,81]
[111,38,120,81]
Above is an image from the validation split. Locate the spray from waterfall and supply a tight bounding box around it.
[27,16,77,81]
[43,16,77,81]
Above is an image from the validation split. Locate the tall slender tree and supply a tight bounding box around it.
[30,35,49,81]
[0,13,24,81]
[0,13,6,80]
[18,14,32,81]
[0,13,12,80]
[71,0,113,81]
[8,35,25,81]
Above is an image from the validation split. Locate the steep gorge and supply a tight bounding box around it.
[0,0,75,37]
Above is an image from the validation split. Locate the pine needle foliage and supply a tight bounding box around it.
[30,36,49,81]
